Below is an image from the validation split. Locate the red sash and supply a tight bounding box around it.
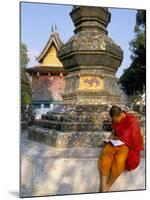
[112,112,144,171]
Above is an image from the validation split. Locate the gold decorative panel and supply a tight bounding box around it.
[79,76,104,91]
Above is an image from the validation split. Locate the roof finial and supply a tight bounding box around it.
[51,24,54,32]
[55,24,57,32]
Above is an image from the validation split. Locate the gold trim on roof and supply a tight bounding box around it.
[36,31,64,63]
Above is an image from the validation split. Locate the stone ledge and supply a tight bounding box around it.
[21,137,145,197]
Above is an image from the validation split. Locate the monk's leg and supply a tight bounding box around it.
[98,144,115,192]
[107,145,129,191]
[101,176,108,192]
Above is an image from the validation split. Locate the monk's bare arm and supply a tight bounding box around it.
[108,129,114,139]
[108,129,119,140]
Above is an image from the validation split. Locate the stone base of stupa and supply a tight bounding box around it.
[28,103,130,147]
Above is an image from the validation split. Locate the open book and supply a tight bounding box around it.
[103,139,124,147]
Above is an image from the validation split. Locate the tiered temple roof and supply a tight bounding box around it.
[26,28,65,74]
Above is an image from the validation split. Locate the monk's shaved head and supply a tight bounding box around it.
[109,106,122,118]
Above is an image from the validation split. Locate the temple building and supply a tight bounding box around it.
[26,26,66,108]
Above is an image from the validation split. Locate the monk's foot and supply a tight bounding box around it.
[102,186,108,192]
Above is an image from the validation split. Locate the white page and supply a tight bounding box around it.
[103,139,124,146]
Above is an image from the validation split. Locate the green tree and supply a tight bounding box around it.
[21,43,30,68]
[119,10,146,96]
[20,42,32,115]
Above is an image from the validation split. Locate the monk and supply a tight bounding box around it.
[98,105,144,192]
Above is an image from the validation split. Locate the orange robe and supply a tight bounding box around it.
[99,143,129,177]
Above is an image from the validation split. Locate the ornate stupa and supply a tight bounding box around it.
[28,6,124,148]
[58,6,123,105]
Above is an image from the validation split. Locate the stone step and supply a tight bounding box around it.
[34,119,103,131]
[28,126,111,148]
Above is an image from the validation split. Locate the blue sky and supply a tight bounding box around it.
[21,2,137,77]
